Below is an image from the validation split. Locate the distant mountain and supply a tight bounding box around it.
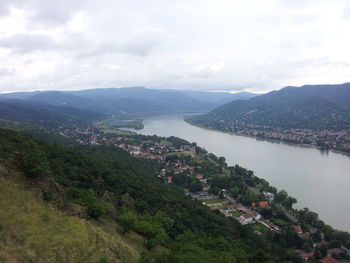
[68,87,211,114]
[162,89,257,106]
[0,99,105,128]
[0,87,256,117]
[189,83,350,131]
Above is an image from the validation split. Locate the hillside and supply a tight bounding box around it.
[189,83,350,131]
[0,127,309,263]
[0,99,105,129]
[0,163,145,263]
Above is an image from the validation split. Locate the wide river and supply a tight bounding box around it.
[131,114,350,232]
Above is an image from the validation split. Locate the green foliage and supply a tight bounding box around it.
[0,127,316,262]
[87,200,110,219]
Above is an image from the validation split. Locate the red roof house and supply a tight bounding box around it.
[195,174,204,179]
[295,249,315,260]
[166,176,173,183]
[321,256,340,263]
[292,225,303,234]
[251,201,269,208]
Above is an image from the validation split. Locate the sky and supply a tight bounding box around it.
[0,0,350,94]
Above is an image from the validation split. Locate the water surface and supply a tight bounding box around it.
[134,114,350,232]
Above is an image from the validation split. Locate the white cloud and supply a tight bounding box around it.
[0,0,349,93]
[101,64,122,71]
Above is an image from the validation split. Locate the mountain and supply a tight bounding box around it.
[162,89,257,106]
[0,87,256,117]
[189,83,350,131]
[0,87,212,116]
[0,99,105,128]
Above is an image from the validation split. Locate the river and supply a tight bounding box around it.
[129,114,350,232]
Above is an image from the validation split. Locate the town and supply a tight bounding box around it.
[54,123,350,263]
[187,119,350,154]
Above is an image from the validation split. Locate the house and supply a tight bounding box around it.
[320,256,340,263]
[195,174,204,179]
[263,191,275,202]
[237,211,261,224]
[226,204,239,210]
[314,241,330,248]
[166,176,173,183]
[292,225,303,234]
[251,201,269,208]
[295,249,315,260]
[130,149,140,156]
[239,214,254,224]
[246,210,261,221]
[199,178,208,184]
[327,248,345,256]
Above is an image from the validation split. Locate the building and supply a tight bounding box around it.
[195,174,204,179]
[251,201,269,208]
[320,256,340,263]
[292,225,303,234]
[166,176,173,183]
[295,249,315,260]
[263,191,275,202]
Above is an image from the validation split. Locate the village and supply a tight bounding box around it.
[56,124,350,263]
[200,120,350,153]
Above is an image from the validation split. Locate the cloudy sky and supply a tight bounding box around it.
[0,0,350,93]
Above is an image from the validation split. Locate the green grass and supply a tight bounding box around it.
[0,165,143,263]
[166,152,195,157]
[249,221,276,236]
[228,210,241,217]
[100,128,136,136]
[272,218,289,228]
[202,198,225,205]
[160,140,172,145]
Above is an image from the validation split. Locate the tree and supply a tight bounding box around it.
[284,196,297,209]
[208,187,220,196]
[118,209,138,234]
[87,200,110,219]
[275,190,288,203]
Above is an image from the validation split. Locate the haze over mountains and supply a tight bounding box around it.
[189,83,350,131]
[0,87,256,117]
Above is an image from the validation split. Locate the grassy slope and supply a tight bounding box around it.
[0,164,144,263]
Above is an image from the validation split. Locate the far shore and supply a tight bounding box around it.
[183,117,350,158]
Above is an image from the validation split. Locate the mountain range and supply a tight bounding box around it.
[189,83,350,131]
[0,87,256,117]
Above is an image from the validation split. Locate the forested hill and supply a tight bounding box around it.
[0,88,211,116]
[0,87,256,117]
[0,99,105,129]
[0,128,305,263]
[189,83,350,131]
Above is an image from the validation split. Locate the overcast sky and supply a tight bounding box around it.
[0,0,349,93]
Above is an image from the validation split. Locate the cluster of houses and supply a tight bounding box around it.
[296,239,349,263]
[210,120,350,152]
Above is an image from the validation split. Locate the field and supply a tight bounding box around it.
[202,198,228,209]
